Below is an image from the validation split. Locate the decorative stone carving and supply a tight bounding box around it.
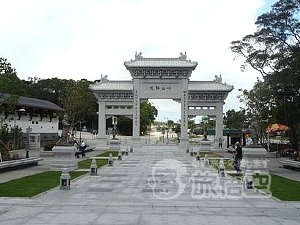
[60,114,70,145]
[188,92,225,101]
[214,74,222,83]
[97,92,133,99]
[135,52,143,59]
[132,69,189,77]
[179,52,187,60]
[99,74,109,83]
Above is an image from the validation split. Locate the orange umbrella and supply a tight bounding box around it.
[266,123,289,133]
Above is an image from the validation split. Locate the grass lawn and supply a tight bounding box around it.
[229,173,300,201]
[0,150,119,197]
[208,158,233,170]
[0,171,86,197]
[267,174,300,201]
[78,150,119,169]
[192,152,234,170]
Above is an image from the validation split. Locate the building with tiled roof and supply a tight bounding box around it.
[0,93,64,149]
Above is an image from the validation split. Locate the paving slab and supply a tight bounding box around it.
[0,145,300,225]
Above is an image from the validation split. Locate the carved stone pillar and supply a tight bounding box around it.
[132,80,140,142]
[180,80,189,147]
[98,100,107,145]
[215,102,224,141]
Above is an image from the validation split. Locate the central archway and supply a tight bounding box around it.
[90,53,233,148]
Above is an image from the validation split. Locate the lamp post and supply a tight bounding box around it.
[13,109,26,150]
[148,125,151,144]
[261,115,272,152]
[162,126,165,144]
[79,120,86,143]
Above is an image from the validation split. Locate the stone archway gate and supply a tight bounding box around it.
[89,53,233,147]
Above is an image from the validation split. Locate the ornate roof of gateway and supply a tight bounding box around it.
[188,81,233,92]
[124,52,198,69]
[89,81,133,91]
[90,80,233,92]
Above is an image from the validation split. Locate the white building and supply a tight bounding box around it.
[0,93,64,149]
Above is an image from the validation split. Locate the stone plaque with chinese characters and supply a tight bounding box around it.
[140,82,181,99]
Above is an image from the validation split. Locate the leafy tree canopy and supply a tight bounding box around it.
[231,0,300,150]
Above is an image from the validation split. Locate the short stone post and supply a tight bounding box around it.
[240,158,254,190]
[90,159,97,176]
[204,154,209,167]
[130,146,133,153]
[240,158,246,172]
[118,150,122,160]
[218,158,225,177]
[190,148,193,156]
[243,170,254,190]
[60,167,71,190]
[108,153,113,167]
[196,152,200,161]
[186,147,189,154]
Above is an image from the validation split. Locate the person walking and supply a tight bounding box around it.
[80,141,86,157]
[218,138,223,149]
[233,142,243,172]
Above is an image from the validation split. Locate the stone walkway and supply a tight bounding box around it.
[1,145,300,225]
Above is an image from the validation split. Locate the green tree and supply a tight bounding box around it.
[231,0,300,77]
[0,58,25,96]
[230,0,300,151]
[116,116,133,136]
[24,77,64,105]
[59,79,94,131]
[224,109,248,129]
[188,119,196,134]
[238,79,275,122]
[140,101,157,135]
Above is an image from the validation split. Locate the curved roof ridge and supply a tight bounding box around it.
[0,93,64,111]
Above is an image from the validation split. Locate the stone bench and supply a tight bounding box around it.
[91,156,119,160]
[75,146,95,158]
[280,159,300,170]
[243,147,267,158]
[84,146,95,153]
[0,157,43,172]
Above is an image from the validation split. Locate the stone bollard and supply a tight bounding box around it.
[196,152,200,161]
[118,150,122,160]
[60,167,71,190]
[218,159,225,177]
[240,158,254,189]
[130,146,133,153]
[190,148,193,157]
[204,154,209,167]
[108,153,113,167]
[90,159,97,176]
[243,170,254,189]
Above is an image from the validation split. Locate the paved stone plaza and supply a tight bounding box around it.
[1,145,300,225]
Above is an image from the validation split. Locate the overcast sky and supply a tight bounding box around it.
[1,0,277,122]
